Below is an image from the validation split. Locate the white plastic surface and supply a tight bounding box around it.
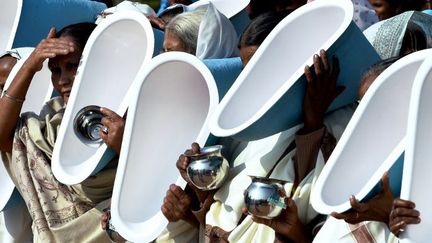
[0,0,22,50]
[208,0,359,139]
[188,0,249,18]
[399,55,432,243]
[0,164,15,211]
[3,48,53,113]
[311,50,432,214]
[0,47,53,211]
[111,52,219,243]
[52,11,154,185]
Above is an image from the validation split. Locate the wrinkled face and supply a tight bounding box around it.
[48,36,81,104]
[163,30,189,53]
[368,0,399,20]
[239,45,258,68]
[0,56,17,93]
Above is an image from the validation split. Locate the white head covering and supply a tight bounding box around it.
[374,11,414,59]
[365,11,414,59]
[196,3,239,59]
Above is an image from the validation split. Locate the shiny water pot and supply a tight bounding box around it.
[73,105,104,145]
[244,176,287,219]
[187,145,229,191]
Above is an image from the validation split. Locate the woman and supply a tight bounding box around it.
[163,4,239,59]
[163,9,206,54]
[0,23,117,242]
[159,11,355,242]
[320,57,402,243]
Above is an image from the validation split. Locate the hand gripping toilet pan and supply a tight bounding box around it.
[399,55,432,243]
[110,52,219,243]
[52,11,154,185]
[311,50,432,214]
[0,47,53,211]
[0,0,22,50]
[208,0,380,141]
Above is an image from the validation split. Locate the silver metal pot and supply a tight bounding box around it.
[244,176,287,219]
[73,105,104,145]
[186,145,229,191]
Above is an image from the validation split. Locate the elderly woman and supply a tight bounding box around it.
[163,4,239,59]
[163,9,206,54]
[0,23,118,242]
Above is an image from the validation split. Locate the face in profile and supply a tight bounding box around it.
[0,56,18,93]
[239,45,258,68]
[368,0,400,20]
[48,35,82,104]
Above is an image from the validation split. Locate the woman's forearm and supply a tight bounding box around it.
[0,63,37,152]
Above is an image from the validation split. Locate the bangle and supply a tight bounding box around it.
[2,90,25,104]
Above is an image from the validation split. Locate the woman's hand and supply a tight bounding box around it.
[99,107,125,154]
[161,184,199,227]
[244,198,311,243]
[176,143,212,201]
[176,143,200,184]
[25,28,75,73]
[147,15,166,30]
[301,49,345,134]
[389,199,420,236]
[331,172,394,225]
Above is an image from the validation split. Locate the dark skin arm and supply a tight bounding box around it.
[300,49,344,135]
[0,28,74,152]
[389,199,421,236]
[99,107,125,155]
[331,172,394,225]
[295,50,344,183]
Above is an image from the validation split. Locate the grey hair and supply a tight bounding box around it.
[165,9,206,54]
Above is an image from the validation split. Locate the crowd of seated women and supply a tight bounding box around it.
[0,0,432,242]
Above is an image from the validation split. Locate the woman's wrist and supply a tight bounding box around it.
[183,209,200,228]
[279,218,311,243]
[186,183,213,204]
[299,119,324,135]
[21,59,41,74]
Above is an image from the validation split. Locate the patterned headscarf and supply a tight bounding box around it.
[367,11,432,59]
